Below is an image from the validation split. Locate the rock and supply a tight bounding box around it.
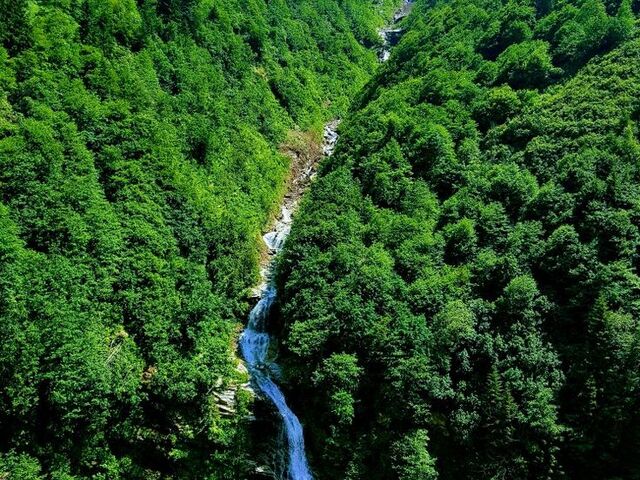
[213,389,237,416]
[237,362,249,375]
[378,0,415,62]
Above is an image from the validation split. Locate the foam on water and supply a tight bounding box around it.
[239,122,339,480]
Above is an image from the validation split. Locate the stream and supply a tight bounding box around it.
[239,3,413,477]
[239,123,339,480]
[379,0,415,61]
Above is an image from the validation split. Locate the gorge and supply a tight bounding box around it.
[238,0,418,473]
[240,122,338,480]
[1,0,640,479]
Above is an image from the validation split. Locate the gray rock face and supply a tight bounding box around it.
[378,0,415,62]
[322,121,340,157]
[213,361,255,417]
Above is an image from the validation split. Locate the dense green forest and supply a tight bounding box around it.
[276,0,640,478]
[3,0,640,478]
[0,0,397,478]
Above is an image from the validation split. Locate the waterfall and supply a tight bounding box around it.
[240,284,312,480]
[239,123,339,480]
[379,0,415,61]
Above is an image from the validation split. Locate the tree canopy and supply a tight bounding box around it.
[0,0,396,478]
[276,0,640,478]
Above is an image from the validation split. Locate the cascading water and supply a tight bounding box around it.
[240,284,311,480]
[240,122,339,480]
[379,0,415,61]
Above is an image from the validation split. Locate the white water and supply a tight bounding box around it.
[240,284,312,480]
[379,0,415,61]
[240,123,339,480]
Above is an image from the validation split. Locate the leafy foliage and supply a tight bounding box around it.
[0,0,395,478]
[277,0,640,478]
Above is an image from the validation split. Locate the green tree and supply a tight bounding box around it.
[391,430,438,480]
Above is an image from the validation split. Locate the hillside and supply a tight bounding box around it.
[276,0,640,478]
[2,0,640,478]
[0,0,396,478]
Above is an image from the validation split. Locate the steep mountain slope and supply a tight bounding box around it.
[276,0,640,478]
[0,0,397,478]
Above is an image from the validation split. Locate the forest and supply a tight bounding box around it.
[1,0,640,478]
[0,0,395,478]
[276,0,640,478]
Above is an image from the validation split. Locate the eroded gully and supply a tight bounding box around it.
[239,123,338,480]
[239,3,414,478]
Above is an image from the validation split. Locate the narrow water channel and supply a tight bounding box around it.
[240,3,413,477]
[379,0,415,61]
[239,123,339,480]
